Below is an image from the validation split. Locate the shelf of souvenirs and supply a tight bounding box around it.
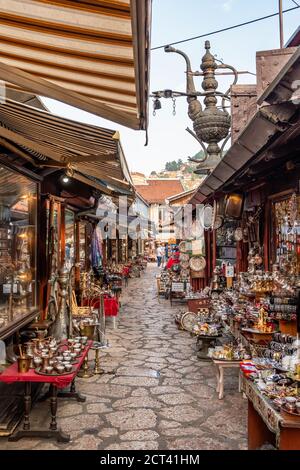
[210,286,299,342]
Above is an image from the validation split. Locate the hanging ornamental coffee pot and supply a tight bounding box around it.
[152,41,237,175]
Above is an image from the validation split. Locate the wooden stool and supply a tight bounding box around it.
[213,359,241,399]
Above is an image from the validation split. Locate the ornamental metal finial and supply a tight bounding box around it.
[152,42,237,175]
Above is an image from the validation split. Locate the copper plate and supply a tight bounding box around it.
[180,259,190,269]
[234,228,243,241]
[179,241,187,253]
[189,256,206,272]
[181,311,197,332]
[180,253,189,262]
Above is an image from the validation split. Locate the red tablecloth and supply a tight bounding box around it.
[0,341,92,388]
[88,297,119,317]
[104,297,119,316]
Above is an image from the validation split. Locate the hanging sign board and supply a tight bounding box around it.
[171,282,185,292]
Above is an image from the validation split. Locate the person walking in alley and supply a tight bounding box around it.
[161,243,166,268]
[156,244,163,267]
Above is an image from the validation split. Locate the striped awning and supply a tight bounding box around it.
[0,0,151,130]
[0,98,133,194]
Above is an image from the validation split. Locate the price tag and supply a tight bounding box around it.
[3,284,11,294]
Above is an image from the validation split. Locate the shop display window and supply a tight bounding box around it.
[216,220,237,267]
[0,166,37,331]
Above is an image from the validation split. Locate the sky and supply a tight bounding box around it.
[43,0,300,176]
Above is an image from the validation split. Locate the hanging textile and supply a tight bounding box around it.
[91,226,103,270]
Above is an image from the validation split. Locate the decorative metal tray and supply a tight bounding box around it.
[34,367,75,376]
[189,256,206,272]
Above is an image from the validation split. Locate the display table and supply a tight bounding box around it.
[242,376,300,450]
[213,359,242,399]
[0,341,92,442]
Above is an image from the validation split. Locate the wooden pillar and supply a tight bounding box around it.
[39,196,48,319]
[75,220,80,292]
[263,201,271,271]
[212,229,216,272]
[60,204,66,268]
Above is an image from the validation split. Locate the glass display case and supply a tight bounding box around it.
[0,166,37,335]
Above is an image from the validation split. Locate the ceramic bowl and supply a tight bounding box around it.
[55,364,65,374]
[33,357,42,367]
[64,363,72,372]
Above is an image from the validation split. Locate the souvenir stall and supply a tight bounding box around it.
[170,43,300,448]
[0,99,135,440]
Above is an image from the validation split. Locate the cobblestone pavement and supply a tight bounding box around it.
[0,264,247,450]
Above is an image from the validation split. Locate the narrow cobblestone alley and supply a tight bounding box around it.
[0,264,247,451]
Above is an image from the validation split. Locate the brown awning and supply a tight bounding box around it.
[0,98,133,194]
[0,0,151,130]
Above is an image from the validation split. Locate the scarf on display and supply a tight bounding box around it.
[91,226,103,268]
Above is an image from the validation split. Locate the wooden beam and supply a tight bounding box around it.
[65,153,116,163]
[73,171,114,196]
[0,136,38,165]
[0,60,140,129]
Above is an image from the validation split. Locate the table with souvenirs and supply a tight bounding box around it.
[241,368,300,450]
[0,337,92,442]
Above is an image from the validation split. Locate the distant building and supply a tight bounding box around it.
[134,178,184,242]
[131,172,147,185]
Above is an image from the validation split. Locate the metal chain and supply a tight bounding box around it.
[172,97,176,115]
